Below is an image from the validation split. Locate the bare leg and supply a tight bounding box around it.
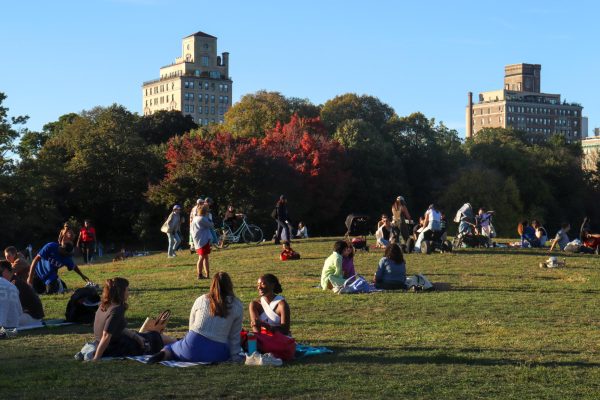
[160,334,177,345]
[202,256,210,278]
[196,256,202,279]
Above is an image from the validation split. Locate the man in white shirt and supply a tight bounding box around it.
[414,204,442,252]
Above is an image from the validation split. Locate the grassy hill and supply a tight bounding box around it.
[2,238,600,399]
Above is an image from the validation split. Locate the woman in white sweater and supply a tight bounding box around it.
[148,272,243,363]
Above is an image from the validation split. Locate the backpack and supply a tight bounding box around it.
[339,275,375,294]
[65,287,101,323]
[405,274,434,291]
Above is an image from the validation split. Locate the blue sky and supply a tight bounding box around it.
[1,0,598,137]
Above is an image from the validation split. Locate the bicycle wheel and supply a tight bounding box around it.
[216,227,231,249]
[242,225,263,244]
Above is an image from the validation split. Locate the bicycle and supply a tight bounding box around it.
[216,217,264,248]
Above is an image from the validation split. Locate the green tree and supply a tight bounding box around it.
[320,93,395,134]
[222,91,291,137]
[137,110,197,145]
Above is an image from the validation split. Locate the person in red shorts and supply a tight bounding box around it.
[191,206,214,279]
[77,219,97,264]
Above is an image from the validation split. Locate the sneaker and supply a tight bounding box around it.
[245,351,262,366]
[0,327,18,339]
[259,353,283,366]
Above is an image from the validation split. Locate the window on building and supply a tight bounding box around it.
[205,94,209,103]
[204,82,209,90]
[190,105,194,113]
[195,70,201,77]
[202,56,209,66]
[199,105,203,114]
[209,71,220,79]
[224,96,229,104]
[211,95,215,103]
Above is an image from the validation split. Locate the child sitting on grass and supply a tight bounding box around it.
[280,241,300,261]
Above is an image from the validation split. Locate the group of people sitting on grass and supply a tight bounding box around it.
[92,272,292,363]
[515,217,599,254]
[320,240,409,292]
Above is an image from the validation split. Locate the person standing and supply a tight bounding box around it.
[27,242,91,294]
[76,220,97,264]
[414,204,442,252]
[391,196,412,243]
[161,205,183,258]
[274,195,290,245]
[58,222,76,246]
[189,198,203,253]
[192,205,214,279]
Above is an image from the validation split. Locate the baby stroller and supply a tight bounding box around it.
[407,224,452,254]
[344,214,370,252]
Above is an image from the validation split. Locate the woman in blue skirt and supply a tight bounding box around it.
[148,272,243,363]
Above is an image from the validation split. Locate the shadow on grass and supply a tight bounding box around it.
[297,346,600,368]
[452,286,600,295]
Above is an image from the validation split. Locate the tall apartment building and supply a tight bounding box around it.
[466,64,583,142]
[142,31,232,125]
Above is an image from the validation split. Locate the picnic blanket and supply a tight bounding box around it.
[17,319,75,332]
[105,344,333,367]
[295,344,333,358]
[127,355,212,368]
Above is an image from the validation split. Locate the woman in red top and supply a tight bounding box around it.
[77,219,97,264]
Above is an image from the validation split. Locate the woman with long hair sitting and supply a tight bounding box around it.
[374,243,407,290]
[93,277,174,360]
[148,272,243,363]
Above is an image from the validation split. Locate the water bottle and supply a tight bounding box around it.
[247,332,257,354]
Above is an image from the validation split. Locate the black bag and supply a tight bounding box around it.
[270,207,278,220]
[65,287,101,323]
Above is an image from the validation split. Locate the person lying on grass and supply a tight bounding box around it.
[374,243,407,290]
[320,240,352,290]
[148,272,243,364]
[93,278,175,361]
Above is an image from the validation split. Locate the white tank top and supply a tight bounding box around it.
[259,295,284,326]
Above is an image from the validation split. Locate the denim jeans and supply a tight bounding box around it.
[167,232,181,256]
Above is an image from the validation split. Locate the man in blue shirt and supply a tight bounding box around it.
[27,242,90,294]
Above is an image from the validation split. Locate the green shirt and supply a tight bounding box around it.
[321,252,344,290]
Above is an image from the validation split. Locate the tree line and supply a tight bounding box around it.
[1,91,598,249]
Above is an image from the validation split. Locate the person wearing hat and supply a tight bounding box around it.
[161,205,183,258]
[189,198,204,253]
[26,242,91,294]
[391,196,412,244]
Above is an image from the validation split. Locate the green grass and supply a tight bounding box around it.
[2,238,600,399]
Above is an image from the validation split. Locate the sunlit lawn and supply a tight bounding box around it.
[2,237,600,399]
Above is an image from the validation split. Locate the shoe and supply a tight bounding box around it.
[147,351,166,364]
[0,327,18,339]
[259,353,283,366]
[245,351,262,366]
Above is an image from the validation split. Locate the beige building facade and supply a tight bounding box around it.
[142,31,232,125]
[582,134,600,171]
[466,64,583,142]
